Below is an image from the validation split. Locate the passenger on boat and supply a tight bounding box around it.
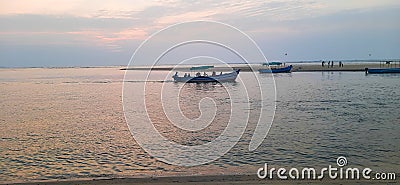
[212,71,216,76]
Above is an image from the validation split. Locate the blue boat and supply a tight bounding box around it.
[365,68,400,74]
[259,65,293,73]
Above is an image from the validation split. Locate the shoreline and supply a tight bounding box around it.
[120,63,400,72]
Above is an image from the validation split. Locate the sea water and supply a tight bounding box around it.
[0,67,398,182]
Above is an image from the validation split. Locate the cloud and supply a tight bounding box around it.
[70,28,148,51]
[0,14,151,52]
[0,0,399,66]
[0,0,162,18]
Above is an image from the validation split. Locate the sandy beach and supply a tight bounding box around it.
[290,63,399,72]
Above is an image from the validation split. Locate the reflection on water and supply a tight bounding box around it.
[0,68,399,182]
[146,82,232,146]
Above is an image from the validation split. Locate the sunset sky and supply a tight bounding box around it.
[0,0,399,67]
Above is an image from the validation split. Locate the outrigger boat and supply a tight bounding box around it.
[259,62,292,73]
[172,65,240,83]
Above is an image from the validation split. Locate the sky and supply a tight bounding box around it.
[0,0,399,67]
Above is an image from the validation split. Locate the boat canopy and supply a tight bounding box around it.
[263,62,282,66]
[189,65,214,71]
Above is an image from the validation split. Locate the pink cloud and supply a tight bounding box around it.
[0,28,148,52]
[66,28,148,51]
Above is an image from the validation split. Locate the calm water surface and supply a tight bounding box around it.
[0,68,399,182]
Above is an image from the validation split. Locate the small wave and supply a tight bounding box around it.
[91,81,112,84]
[64,81,118,84]
[123,80,174,83]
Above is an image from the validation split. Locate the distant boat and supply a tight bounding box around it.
[259,63,293,73]
[365,68,400,74]
[172,66,240,82]
[365,61,400,74]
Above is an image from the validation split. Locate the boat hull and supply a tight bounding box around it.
[173,70,240,83]
[366,68,400,74]
[259,65,292,73]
